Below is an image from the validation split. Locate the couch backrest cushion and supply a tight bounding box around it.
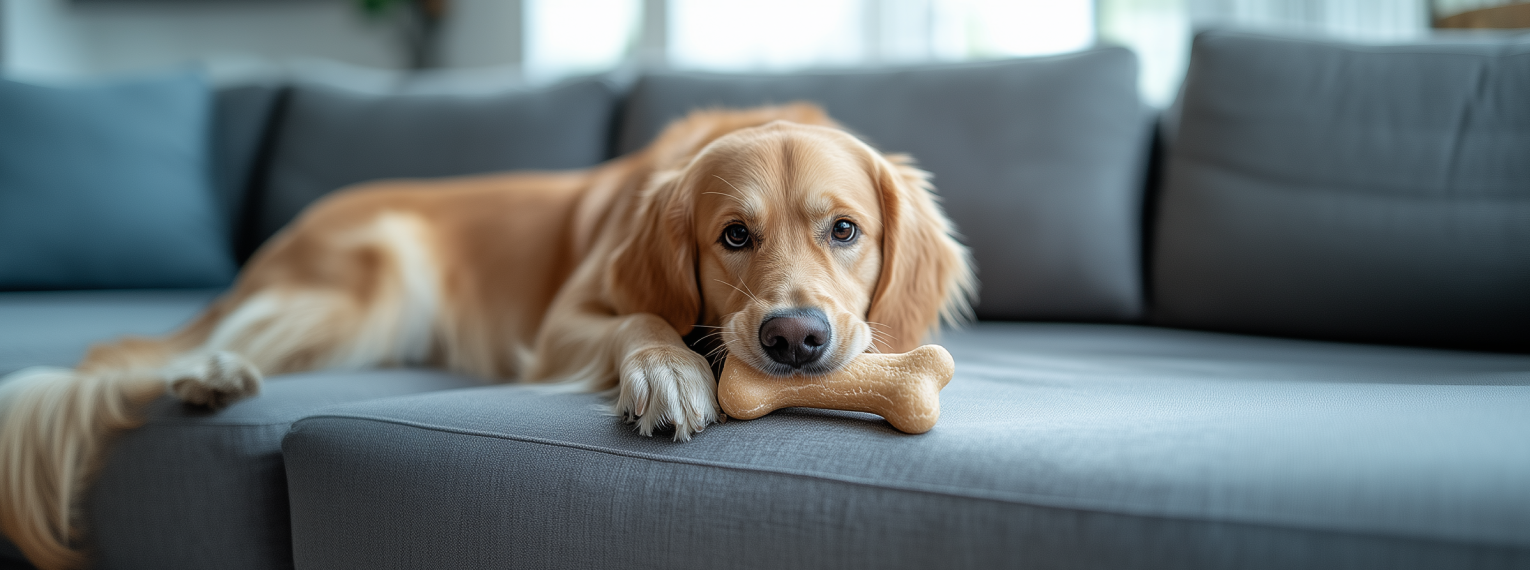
[212,84,282,247]
[246,76,619,252]
[617,49,1151,322]
[0,71,237,290]
[1151,31,1530,351]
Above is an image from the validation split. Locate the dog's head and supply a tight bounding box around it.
[609,117,973,377]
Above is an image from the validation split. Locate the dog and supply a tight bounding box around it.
[0,103,974,569]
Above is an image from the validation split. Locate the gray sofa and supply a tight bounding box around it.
[2,29,1529,569]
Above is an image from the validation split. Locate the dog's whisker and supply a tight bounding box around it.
[701,190,748,208]
[864,322,901,342]
[703,337,738,362]
[709,176,751,203]
[736,278,764,304]
[863,326,896,353]
[713,279,762,305]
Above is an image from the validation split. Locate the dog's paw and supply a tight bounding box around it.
[616,345,719,441]
[166,351,263,409]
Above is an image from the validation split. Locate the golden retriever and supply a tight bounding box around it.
[0,103,973,569]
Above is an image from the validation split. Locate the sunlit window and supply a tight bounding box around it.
[668,0,867,71]
[927,0,1095,60]
[519,0,1425,107]
[523,0,642,81]
[666,0,1094,72]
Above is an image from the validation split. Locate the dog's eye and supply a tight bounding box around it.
[722,223,752,249]
[831,219,857,242]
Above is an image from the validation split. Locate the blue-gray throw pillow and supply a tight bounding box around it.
[0,71,236,290]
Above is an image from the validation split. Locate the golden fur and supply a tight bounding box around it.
[0,104,974,569]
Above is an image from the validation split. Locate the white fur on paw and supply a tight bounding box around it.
[166,351,263,409]
[616,345,719,441]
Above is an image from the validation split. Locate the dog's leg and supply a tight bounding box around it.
[533,311,718,441]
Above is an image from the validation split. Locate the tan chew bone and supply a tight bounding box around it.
[718,345,955,434]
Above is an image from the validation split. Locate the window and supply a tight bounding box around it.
[666,0,1094,71]
[520,0,1428,106]
[523,0,642,81]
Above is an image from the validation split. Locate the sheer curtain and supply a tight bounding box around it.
[519,0,1432,106]
[1101,0,1429,106]
[522,0,1094,77]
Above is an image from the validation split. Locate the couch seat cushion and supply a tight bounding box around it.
[0,290,481,569]
[282,323,1530,570]
[84,370,481,570]
[0,289,221,376]
[0,372,480,569]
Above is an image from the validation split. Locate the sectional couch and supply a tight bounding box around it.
[1,30,1528,569]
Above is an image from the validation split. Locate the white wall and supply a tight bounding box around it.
[436,0,523,70]
[0,0,522,81]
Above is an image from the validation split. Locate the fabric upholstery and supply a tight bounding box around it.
[616,49,1151,322]
[0,71,237,291]
[248,76,619,250]
[1151,31,1530,351]
[85,370,481,570]
[283,323,1530,570]
[0,289,219,567]
[0,290,480,569]
[0,289,221,376]
[212,84,283,251]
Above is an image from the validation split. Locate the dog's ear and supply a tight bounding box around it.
[866,154,976,353]
[606,169,700,336]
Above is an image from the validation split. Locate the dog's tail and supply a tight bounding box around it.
[0,365,164,569]
[0,326,212,570]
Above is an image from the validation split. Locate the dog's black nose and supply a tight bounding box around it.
[759,309,831,368]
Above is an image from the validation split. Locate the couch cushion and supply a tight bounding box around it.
[0,288,214,565]
[283,323,1530,569]
[616,49,1151,322]
[212,84,283,248]
[1151,31,1530,351]
[0,71,238,291]
[82,370,481,570]
[247,76,620,253]
[0,288,481,569]
[0,289,222,376]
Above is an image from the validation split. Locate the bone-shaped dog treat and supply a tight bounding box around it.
[718,345,955,434]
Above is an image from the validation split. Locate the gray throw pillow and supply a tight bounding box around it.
[617,49,1152,322]
[0,71,236,291]
[247,76,620,250]
[1151,30,1530,351]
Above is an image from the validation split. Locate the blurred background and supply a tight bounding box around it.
[1,0,1525,107]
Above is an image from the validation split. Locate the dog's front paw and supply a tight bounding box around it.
[616,345,719,441]
[166,351,263,408]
